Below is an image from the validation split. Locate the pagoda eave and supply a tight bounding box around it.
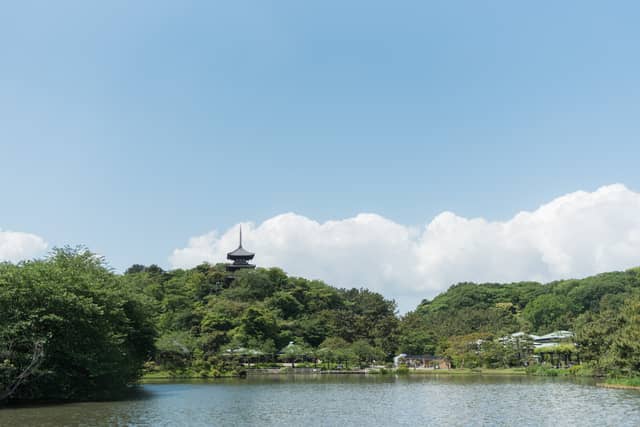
[226,263,256,272]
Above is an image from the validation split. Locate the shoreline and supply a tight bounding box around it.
[141,367,529,381]
[597,382,640,391]
[402,368,527,376]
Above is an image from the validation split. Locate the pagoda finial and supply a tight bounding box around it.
[239,225,243,248]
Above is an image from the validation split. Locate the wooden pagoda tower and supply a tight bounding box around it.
[225,226,256,272]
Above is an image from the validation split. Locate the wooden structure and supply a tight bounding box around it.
[226,226,256,272]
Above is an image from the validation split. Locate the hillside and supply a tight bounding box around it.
[121,263,398,375]
[3,249,640,403]
[400,267,640,373]
[126,261,640,376]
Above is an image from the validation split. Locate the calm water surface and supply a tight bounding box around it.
[2,375,640,426]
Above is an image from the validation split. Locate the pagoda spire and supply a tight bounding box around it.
[239,225,243,247]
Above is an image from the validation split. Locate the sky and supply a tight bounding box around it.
[2,1,640,312]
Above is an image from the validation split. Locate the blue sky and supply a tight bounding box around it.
[2,1,640,303]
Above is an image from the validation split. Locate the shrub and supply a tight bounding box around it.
[395,366,410,375]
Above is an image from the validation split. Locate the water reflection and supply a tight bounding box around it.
[1,375,639,426]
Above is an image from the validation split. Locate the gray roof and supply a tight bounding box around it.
[536,330,574,341]
[227,245,255,258]
[227,226,255,259]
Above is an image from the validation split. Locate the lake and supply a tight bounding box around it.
[2,375,640,426]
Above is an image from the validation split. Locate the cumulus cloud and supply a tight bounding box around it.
[0,229,48,263]
[170,184,640,312]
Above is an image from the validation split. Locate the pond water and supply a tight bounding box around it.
[2,375,640,426]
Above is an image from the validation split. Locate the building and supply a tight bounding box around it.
[500,330,577,366]
[394,354,451,370]
[226,226,256,272]
[531,330,574,349]
[501,330,574,350]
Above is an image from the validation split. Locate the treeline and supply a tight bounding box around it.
[401,269,640,374]
[0,248,398,401]
[2,247,640,402]
[122,258,640,377]
[121,261,398,376]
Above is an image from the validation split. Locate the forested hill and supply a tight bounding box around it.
[122,262,399,374]
[127,260,640,376]
[406,268,640,339]
[400,267,640,374]
[2,248,640,403]
[1,251,399,402]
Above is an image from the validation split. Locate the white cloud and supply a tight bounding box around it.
[0,229,48,262]
[169,184,640,312]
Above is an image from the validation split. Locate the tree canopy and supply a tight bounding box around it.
[121,263,399,376]
[0,248,155,401]
[2,247,640,402]
[401,269,640,370]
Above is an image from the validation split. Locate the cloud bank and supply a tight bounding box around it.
[170,184,640,312]
[0,229,48,263]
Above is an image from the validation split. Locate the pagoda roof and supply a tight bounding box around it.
[227,245,254,258]
[226,225,255,261]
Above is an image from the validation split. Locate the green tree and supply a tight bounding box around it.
[610,297,640,375]
[317,337,352,368]
[237,307,278,344]
[398,312,437,355]
[442,333,489,369]
[0,248,156,402]
[278,341,311,368]
[349,339,384,368]
[522,294,571,332]
[267,291,303,318]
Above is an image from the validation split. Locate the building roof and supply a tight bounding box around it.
[395,354,448,360]
[226,225,255,259]
[499,330,575,348]
[227,246,255,258]
[536,330,574,341]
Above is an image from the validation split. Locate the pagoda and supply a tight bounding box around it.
[225,226,256,272]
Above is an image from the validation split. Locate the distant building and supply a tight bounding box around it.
[226,226,256,272]
[530,330,574,349]
[501,330,574,350]
[394,354,451,370]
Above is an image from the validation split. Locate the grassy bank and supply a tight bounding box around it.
[142,369,239,380]
[142,367,533,380]
[404,368,527,376]
[598,377,640,390]
[525,365,595,377]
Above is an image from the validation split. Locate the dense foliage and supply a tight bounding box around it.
[400,268,640,373]
[122,263,399,376]
[0,249,155,402]
[2,246,640,402]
